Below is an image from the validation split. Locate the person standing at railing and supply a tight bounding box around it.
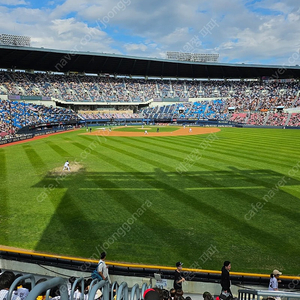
[269,269,282,291]
[173,261,185,292]
[220,261,232,297]
[97,252,109,281]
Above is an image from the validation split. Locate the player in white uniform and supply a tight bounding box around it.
[63,160,70,171]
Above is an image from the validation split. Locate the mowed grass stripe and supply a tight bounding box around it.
[155,135,294,169]
[215,136,300,166]
[104,135,298,197]
[80,135,194,173]
[177,129,300,155]
[108,137,226,177]
[69,139,213,258]
[94,137,299,224]
[170,132,299,160]
[121,136,271,186]
[183,170,300,224]
[83,186,266,190]
[215,130,300,153]
[113,136,300,221]
[89,176,205,261]
[117,136,278,189]
[218,127,299,141]
[44,140,73,158]
[0,149,8,243]
[70,140,156,177]
[213,140,300,164]
[34,188,102,254]
[214,133,300,160]
[136,166,300,260]
[205,144,293,169]
[95,138,181,174]
[84,159,281,264]
[22,144,47,175]
[117,136,220,166]
[216,131,300,149]
[131,136,259,173]
[105,137,201,171]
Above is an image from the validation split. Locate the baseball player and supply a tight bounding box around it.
[63,160,70,171]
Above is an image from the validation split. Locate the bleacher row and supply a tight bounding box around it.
[1,100,300,139]
[0,100,77,138]
[1,71,300,105]
[140,100,227,120]
[229,112,300,126]
[0,271,188,300]
[140,101,300,127]
[78,112,141,120]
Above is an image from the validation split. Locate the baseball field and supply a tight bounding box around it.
[1,126,300,275]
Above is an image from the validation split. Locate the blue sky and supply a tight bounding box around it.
[0,0,299,65]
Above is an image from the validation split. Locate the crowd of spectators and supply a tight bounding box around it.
[142,99,300,127]
[0,99,77,138]
[287,113,300,126]
[78,111,142,120]
[141,100,228,120]
[1,71,300,128]
[1,71,299,108]
[0,271,103,300]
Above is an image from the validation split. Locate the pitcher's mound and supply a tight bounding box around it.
[50,163,84,175]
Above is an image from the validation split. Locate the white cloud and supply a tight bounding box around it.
[124,43,147,52]
[0,0,27,5]
[0,0,299,65]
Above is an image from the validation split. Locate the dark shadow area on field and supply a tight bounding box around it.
[31,167,300,262]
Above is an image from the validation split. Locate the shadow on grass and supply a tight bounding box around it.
[31,168,300,268]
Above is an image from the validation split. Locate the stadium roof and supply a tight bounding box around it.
[1,45,300,79]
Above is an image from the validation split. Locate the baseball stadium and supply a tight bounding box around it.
[1,35,300,300]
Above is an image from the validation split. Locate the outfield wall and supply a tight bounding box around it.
[0,134,34,145]
[1,248,300,294]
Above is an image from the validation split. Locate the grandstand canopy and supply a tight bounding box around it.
[1,45,300,79]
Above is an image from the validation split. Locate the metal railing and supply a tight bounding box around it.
[239,289,300,300]
[9,274,153,300]
[88,279,109,300]
[26,277,68,300]
[7,274,36,300]
[70,277,85,300]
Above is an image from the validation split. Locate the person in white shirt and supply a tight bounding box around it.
[269,269,282,291]
[0,271,21,300]
[97,252,109,280]
[63,160,70,171]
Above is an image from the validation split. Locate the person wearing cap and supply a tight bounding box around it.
[269,269,282,291]
[173,262,185,292]
[143,289,160,300]
[220,261,232,296]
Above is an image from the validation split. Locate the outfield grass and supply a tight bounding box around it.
[1,127,300,274]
